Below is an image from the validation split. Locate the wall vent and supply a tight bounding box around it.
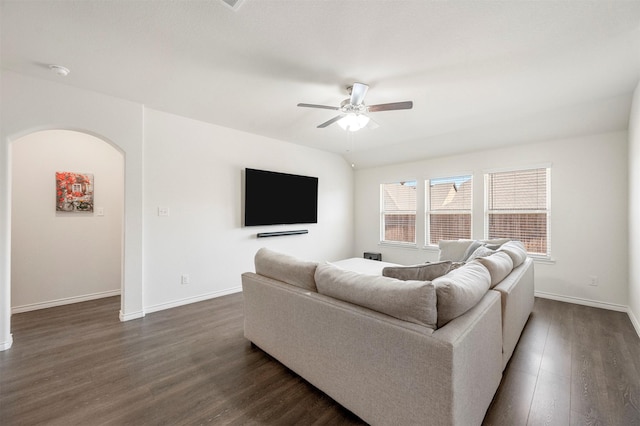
[221,0,245,11]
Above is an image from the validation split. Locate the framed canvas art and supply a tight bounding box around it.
[56,171,94,212]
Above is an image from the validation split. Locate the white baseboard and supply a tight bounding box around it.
[628,307,640,338]
[535,291,628,312]
[11,289,121,314]
[119,309,145,322]
[535,291,640,339]
[144,286,242,315]
[0,334,13,351]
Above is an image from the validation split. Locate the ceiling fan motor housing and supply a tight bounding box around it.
[340,98,367,114]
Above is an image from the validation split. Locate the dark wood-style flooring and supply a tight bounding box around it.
[1,294,639,425]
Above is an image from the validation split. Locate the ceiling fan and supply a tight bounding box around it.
[297,82,413,131]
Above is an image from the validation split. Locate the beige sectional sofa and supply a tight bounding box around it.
[241,241,534,426]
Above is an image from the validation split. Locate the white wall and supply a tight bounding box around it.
[1,71,144,347]
[355,132,629,308]
[0,71,354,348]
[143,110,354,311]
[629,81,640,333]
[11,130,123,310]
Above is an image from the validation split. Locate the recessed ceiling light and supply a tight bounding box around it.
[48,64,70,77]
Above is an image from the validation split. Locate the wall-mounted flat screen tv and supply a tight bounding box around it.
[244,168,318,226]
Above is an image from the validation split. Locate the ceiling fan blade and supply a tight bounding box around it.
[297,103,339,110]
[368,101,413,112]
[317,115,345,128]
[350,83,369,106]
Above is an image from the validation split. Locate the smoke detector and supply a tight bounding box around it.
[48,64,70,77]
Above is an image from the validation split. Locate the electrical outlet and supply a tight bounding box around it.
[158,207,170,217]
[181,274,190,285]
[589,276,598,286]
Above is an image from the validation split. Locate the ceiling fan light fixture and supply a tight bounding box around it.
[298,82,412,130]
[338,113,370,132]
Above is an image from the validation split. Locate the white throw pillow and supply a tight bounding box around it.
[438,239,474,262]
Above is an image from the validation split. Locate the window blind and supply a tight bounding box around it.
[486,168,550,255]
[427,175,472,245]
[381,181,417,244]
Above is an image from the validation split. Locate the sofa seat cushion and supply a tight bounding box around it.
[475,252,514,288]
[433,261,491,328]
[330,258,400,275]
[382,260,452,281]
[315,263,437,329]
[498,240,528,267]
[254,247,318,292]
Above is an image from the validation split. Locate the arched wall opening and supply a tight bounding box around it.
[10,129,124,313]
[1,71,146,352]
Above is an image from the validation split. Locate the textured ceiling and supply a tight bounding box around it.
[2,0,640,168]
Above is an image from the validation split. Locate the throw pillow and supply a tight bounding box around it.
[475,252,514,288]
[461,240,484,261]
[466,245,496,262]
[481,238,512,246]
[382,260,452,281]
[254,247,318,292]
[438,239,474,262]
[433,261,491,328]
[498,240,528,267]
[315,263,437,329]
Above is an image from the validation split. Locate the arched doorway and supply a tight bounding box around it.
[10,129,124,313]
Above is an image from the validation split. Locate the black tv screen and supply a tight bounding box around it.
[244,168,318,226]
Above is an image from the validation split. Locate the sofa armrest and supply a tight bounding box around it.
[432,290,503,426]
[492,257,535,368]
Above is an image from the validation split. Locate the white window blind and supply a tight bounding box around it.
[381,181,417,244]
[485,167,550,255]
[427,175,472,245]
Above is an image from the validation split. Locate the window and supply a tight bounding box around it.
[381,181,417,244]
[485,167,550,255]
[426,175,472,245]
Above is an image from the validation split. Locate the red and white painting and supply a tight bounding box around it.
[55,171,94,212]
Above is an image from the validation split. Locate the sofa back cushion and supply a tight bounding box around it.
[433,261,491,328]
[254,248,318,292]
[382,260,452,281]
[475,252,514,288]
[498,240,528,267]
[315,263,437,329]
